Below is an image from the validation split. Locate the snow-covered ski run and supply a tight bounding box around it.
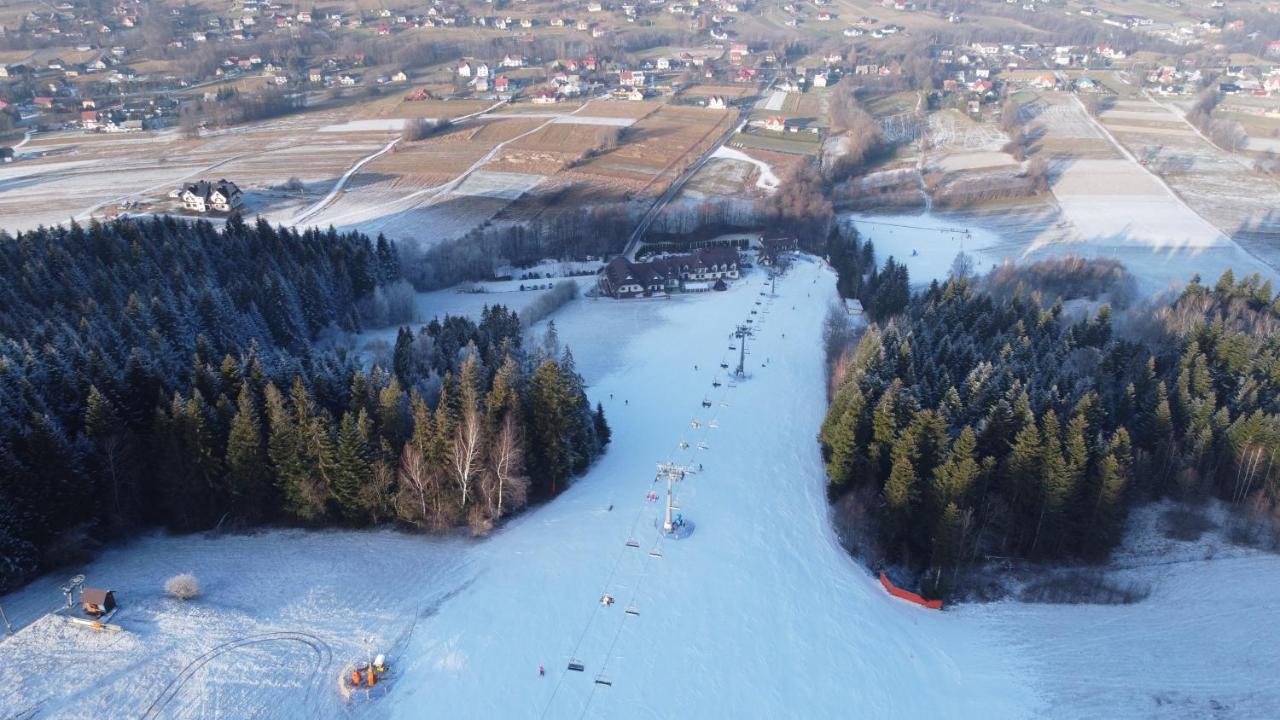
[3,257,1279,719]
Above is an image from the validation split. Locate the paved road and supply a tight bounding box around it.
[619,76,778,261]
[620,108,751,261]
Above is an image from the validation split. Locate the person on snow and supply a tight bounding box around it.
[539,665,545,677]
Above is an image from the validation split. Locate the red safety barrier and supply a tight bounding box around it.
[879,572,943,610]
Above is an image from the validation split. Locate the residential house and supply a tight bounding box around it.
[619,69,645,87]
[179,179,243,213]
[763,116,787,132]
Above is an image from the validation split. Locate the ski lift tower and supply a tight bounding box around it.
[656,462,693,534]
[733,324,753,378]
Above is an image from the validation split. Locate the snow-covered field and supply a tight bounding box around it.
[761,90,786,112]
[319,120,410,133]
[4,259,1280,718]
[710,146,780,189]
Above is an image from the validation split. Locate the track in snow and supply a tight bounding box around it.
[139,631,333,719]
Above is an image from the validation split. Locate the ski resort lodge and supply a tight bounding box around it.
[599,247,740,298]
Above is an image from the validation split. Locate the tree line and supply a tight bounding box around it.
[819,262,1280,597]
[0,216,607,592]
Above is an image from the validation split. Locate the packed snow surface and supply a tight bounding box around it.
[711,146,780,190]
[319,119,410,133]
[3,259,1279,718]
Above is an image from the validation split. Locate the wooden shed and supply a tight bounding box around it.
[82,588,117,616]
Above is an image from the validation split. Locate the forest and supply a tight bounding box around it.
[820,256,1280,598]
[0,216,606,592]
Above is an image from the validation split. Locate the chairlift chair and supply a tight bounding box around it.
[568,660,586,672]
[709,420,720,428]
[624,606,640,616]
[712,381,721,387]
[679,440,689,449]
[648,548,663,558]
[720,362,729,369]
[594,675,613,687]
[690,420,701,429]
[626,538,640,548]
[697,441,709,450]
[701,399,713,408]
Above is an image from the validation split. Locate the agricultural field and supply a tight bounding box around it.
[0,87,750,249]
[570,105,737,195]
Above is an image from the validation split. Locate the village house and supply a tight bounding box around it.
[178,179,243,213]
[764,116,787,132]
[619,69,646,87]
[599,247,741,298]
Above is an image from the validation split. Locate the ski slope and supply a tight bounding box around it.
[372,258,1036,719]
[5,256,1279,718]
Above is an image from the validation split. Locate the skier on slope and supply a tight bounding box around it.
[539,665,545,677]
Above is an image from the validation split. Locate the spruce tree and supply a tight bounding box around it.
[226,383,271,521]
[331,410,373,522]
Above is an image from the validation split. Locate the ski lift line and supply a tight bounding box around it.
[847,218,972,235]
[556,298,754,719]
[579,530,668,720]
[543,487,658,717]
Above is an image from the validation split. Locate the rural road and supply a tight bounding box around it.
[622,110,749,261]
[289,99,509,227]
[622,76,777,261]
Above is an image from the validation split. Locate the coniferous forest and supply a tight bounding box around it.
[820,264,1280,597]
[0,216,606,592]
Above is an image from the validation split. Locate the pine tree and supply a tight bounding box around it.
[1003,416,1041,552]
[226,383,271,521]
[527,359,572,497]
[882,450,919,556]
[1031,409,1066,557]
[393,327,414,384]
[85,385,134,522]
[331,409,373,522]
[594,402,611,447]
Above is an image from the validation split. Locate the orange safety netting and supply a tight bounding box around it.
[879,572,943,610]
